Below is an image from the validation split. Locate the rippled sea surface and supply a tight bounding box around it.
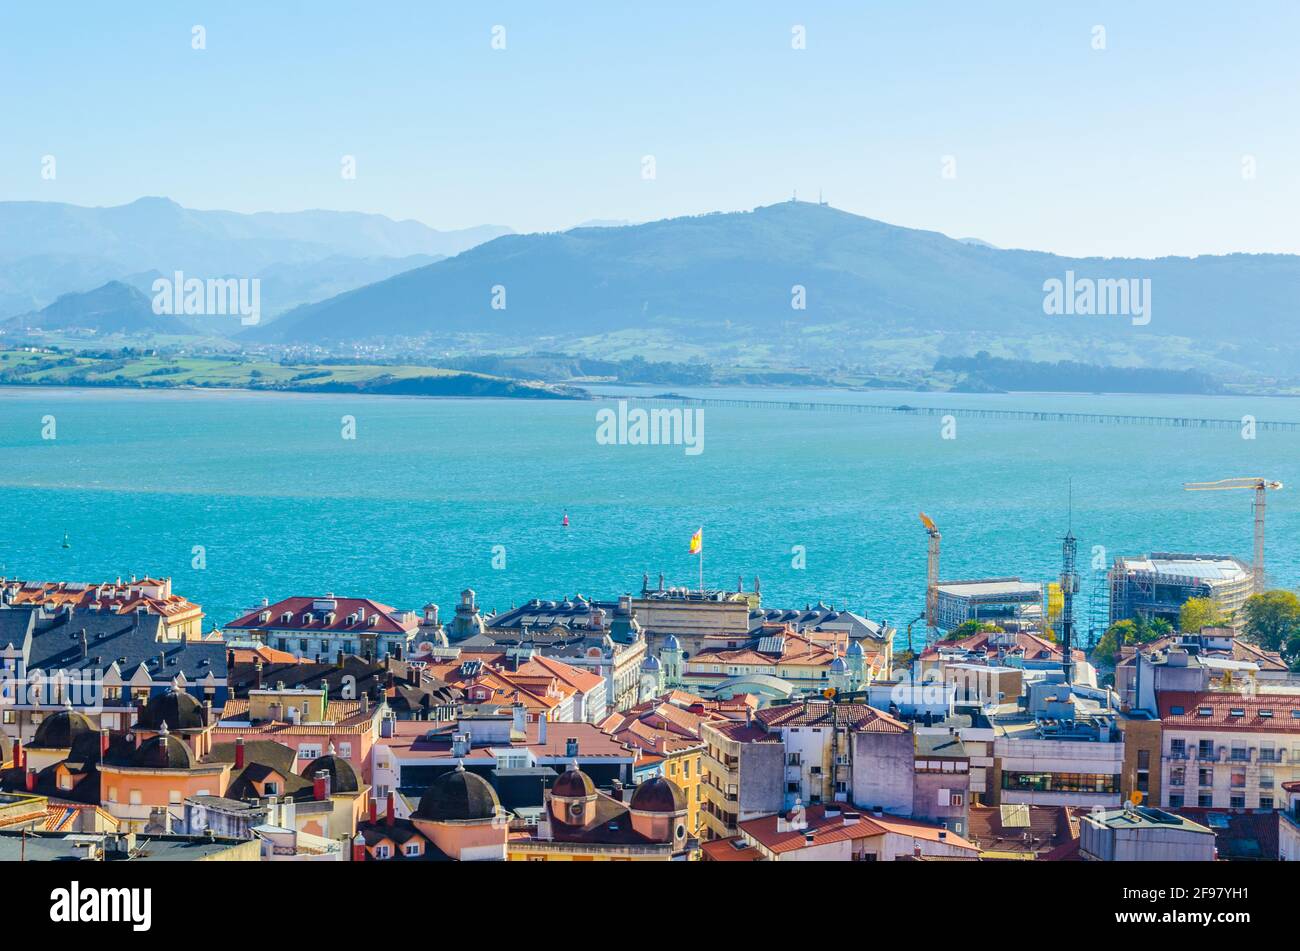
[2,384,1297,643]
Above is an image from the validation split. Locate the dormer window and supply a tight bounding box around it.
[281,612,293,624]
[1198,707,1213,717]
[1229,708,1245,718]
[260,611,272,623]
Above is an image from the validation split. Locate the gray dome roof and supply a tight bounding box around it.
[300,753,361,793]
[138,688,204,730]
[643,655,661,671]
[629,776,686,814]
[662,635,681,651]
[31,710,96,750]
[846,639,865,657]
[414,764,500,821]
[830,657,848,673]
[552,762,595,799]
[131,734,194,769]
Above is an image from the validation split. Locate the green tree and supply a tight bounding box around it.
[943,620,1003,642]
[1092,615,1172,665]
[1178,597,1223,634]
[1243,590,1300,652]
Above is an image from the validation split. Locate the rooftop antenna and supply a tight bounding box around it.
[1060,482,1078,685]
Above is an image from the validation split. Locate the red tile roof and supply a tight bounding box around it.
[921,629,1084,663]
[1158,691,1300,733]
[226,596,417,635]
[700,836,762,861]
[740,805,977,856]
[756,701,908,734]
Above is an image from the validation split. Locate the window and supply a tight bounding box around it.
[298,745,322,760]
[338,742,353,759]
[1198,794,1213,807]
[1001,772,1120,794]
[1259,797,1274,810]
[1137,750,1151,769]
[683,760,690,779]
[1260,770,1275,789]
[129,790,143,805]
[1170,739,1186,757]
[375,844,390,859]
[169,790,182,804]
[1230,795,1246,809]
[1168,794,1184,808]
[1198,740,1215,760]
[265,781,279,795]
[1231,769,1246,789]
[1170,767,1185,787]
[1170,706,1185,716]
[1198,769,1213,787]
[404,842,420,856]
[108,787,118,803]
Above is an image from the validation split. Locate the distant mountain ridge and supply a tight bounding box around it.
[0,197,509,319]
[5,281,175,335]
[255,202,1300,379]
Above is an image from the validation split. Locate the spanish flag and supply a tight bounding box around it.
[688,527,702,555]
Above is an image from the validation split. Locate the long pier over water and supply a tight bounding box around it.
[608,394,1300,432]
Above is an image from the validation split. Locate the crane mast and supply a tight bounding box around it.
[1183,478,1283,593]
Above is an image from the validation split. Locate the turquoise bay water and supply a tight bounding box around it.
[1,385,1297,644]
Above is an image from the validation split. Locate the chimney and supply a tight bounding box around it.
[380,715,394,738]
[100,732,109,757]
[512,702,526,735]
[352,833,366,862]
[314,769,332,802]
[11,738,22,770]
[385,792,395,827]
[337,649,345,668]
[361,693,370,714]
[565,736,579,758]
[369,799,378,824]
[254,660,264,690]
[610,779,624,802]
[538,716,548,745]
[234,737,246,770]
[25,768,36,792]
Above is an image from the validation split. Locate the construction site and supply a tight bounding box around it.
[919,476,1282,650]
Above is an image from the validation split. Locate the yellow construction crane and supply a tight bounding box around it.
[1183,477,1283,592]
[919,513,940,630]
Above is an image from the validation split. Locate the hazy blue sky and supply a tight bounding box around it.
[2,1,1297,257]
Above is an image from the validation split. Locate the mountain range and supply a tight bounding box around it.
[7,198,1300,382]
[0,197,510,319]
[255,202,1300,380]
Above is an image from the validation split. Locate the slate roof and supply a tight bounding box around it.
[26,611,225,680]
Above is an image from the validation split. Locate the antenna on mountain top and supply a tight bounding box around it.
[791,188,797,203]
[819,188,827,206]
